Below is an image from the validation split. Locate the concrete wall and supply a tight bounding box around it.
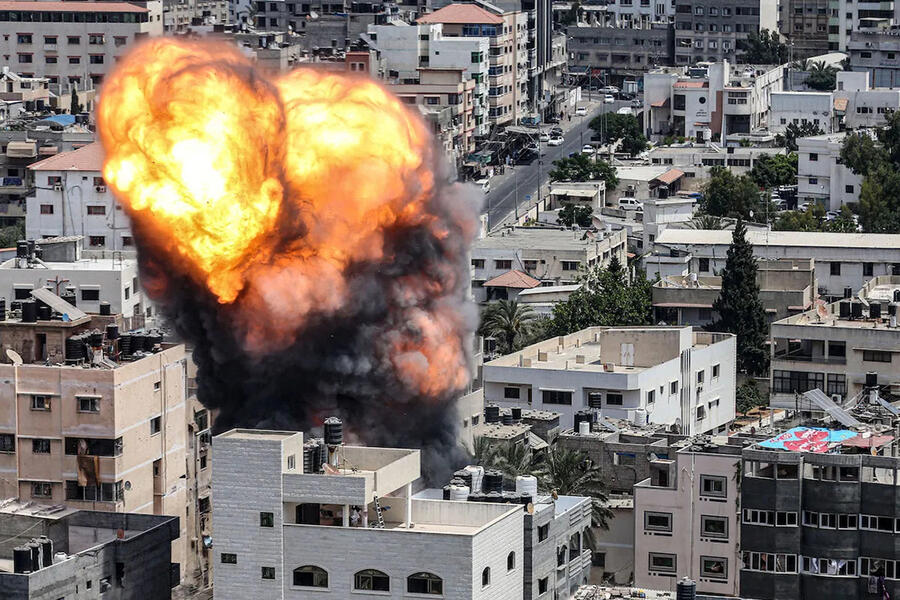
[591,504,634,585]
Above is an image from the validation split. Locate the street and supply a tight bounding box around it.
[482,99,635,229]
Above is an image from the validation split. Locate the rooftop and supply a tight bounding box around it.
[0,1,147,12]
[217,429,299,441]
[654,228,900,249]
[416,4,504,25]
[484,270,541,289]
[474,226,618,253]
[28,142,103,172]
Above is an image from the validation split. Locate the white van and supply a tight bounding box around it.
[476,179,490,194]
[618,197,641,210]
[575,106,587,116]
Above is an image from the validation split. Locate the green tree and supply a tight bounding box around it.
[709,221,770,376]
[858,164,900,233]
[69,88,82,115]
[749,153,797,190]
[560,0,579,25]
[557,203,593,228]
[688,214,726,230]
[736,380,767,414]
[589,113,647,157]
[490,440,537,480]
[548,153,619,189]
[805,60,839,91]
[773,205,824,231]
[480,300,538,355]
[548,263,652,336]
[738,29,788,65]
[775,122,824,152]
[840,130,886,177]
[0,223,24,248]
[535,442,612,531]
[701,166,765,220]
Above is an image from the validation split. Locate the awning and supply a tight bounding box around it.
[6,140,37,158]
[654,169,685,185]
[38,146,58,156]
[834,97,849,112]
[650,98,669,108]
[842,434,894,449]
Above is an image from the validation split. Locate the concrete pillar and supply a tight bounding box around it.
[405,482,412,528]
[362,509,368,528]
[343,504,349,527]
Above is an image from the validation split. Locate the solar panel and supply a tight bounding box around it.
[802,388,862,428]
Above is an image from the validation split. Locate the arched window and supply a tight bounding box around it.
[293,565,328,588]
[570,532,581,560]
[557,545,568,567]
[407,572,443,595]
[507,551,516,571]
[354,569,390,591]
[482,567,491,587]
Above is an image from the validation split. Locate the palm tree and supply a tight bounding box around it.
[480,300,538,354]
[791,58,811,71]
[534,441,613,532]
[491,441,537,479]
[471,436,497,467]
[688,214,725,230]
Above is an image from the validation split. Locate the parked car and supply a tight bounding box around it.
[539,132,551,142]
[618,197,641,210]
[547,136,564,146]
[772,199,788,211]
[550,126,563,136]
[616,106,633,115]
[545,116,560,124]
[825,210,839,221]
[582,144,596,154]
[603,94,615,104]
[599,85,619,94]
[575,106,588,116]
[631,98,643,108]
[476,179,490,194]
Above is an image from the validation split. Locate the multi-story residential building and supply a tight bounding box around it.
[418,3,525,127]
[769,275,900,409]
[672,0,777,64]
[649,228,900,297]
[608,166,685,205]
[644,61,785,142]
[567,23,675,86]
[828,0,900,52]
[390,68,477,172]
[652,258,818,326]
[0,301,199,581]
[483,326,737,435]
[0,503,180,599]
[834,70,900,128]
[740,420,900,600]
[633,436,743,596]
[770,91,835,133]
[27,142,136,252]
[847,30,900,87]
[0,69,50,124]
[601,0,675,27]
[470,226,627,302]
[782,0,830,57]
[641,194,697,252]
[368,22,489,137]
[163,0,227,32]
[796,131,864,212]
[0,1,163,88]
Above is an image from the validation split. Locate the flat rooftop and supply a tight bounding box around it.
[655,228,900,249]
[474,226,618,252]
[216,429,299,441]
[0,258,137,271]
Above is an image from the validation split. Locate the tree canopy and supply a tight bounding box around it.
[479,300,540,355]
[738,29,788,65]
[700,166,767,220]
[548,153,619,190]
[773,204,857,232]
[839,111,900,232]
[749,153,797,190]
[557,203,593,228]
[589,113,647,157]
[804,60,839,91]
[774,122,824,152]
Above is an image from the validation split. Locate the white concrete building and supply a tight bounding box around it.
[211,427,528,600]
[797,131,865,212]
[483,326,737,435]
[0,1,162,87]
[27,142,135,252]
[470,226,627,303]
[642,195,697,253]
[647,144,783,177]
[649,229,900,298]
[770,91,836,134]
[830,0,900,52]
[834,70,900,129]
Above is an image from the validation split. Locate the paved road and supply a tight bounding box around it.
[482,99,636,229]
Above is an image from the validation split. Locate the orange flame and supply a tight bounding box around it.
[97,38,472,397]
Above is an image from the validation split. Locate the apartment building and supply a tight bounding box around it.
[212,427,526,600]
[643,61,785,142]
[740,421,900,600]
[0,504,180,599]
[470,226,627,303]
[847,30,900,87]
[652,258,818,326]
[769,276,900,409]
[828,0,900,52]
[163,0,227,32]
[672,0,777,64]
[641,194,697,252]
[483,326,737,435]
[27,143,136,252]
[648,144,782,177]
[0,1,163,87]
[600,0,675,27]
[633,436,742,596]
[796,131,864,212]
[0,69,50,124]
[649,228,900,297]
[834,70,900,128]
[567,24,675,85]
[781,0,830,57]
[770,91,835,133]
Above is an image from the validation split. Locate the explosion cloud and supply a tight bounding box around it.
[97,38,480,479]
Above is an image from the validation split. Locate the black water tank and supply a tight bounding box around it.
[890,303,898,317]
[10,300,20,312]
[483,470,503,493]
[485,491,502,503]
[467,492,484,502]
[895,289,900,303]
[502,413,514,426]
[502,491,518,503]
[303,445,314,473]
[13,546,31,573]
[442,486,451,500]
[99,301,111,316]
[106,323,119,340]
[21,300,36,323]
[130,331,145,353]
[66,335,84,361]
[511,407,522,421]
[843,286,853,299]
[37,304,51,321]
[26,240,34,257]
[676,578,697,600]
[485,405,500,423]
[0,298,7,321]
[118,333,132,355]
[867,372,878,388]
[519,493,533,505]
[33,246,42,260]
[588,391,603,408]
[61,289,76,308]
[148,331,164,349]
[852,301,863,319]
[574,410,593,432]
[453,469,472,489]
[839,301,851,318]
[89,330,103,347]
[37,536,52,567]
[16,240,28,259]
[315,440,327,472]
[324,417,343,446]
[871,302,882,319]
[448,478,466,487]
[28,541,41,570]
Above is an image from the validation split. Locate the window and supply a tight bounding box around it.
[776,511,798,526]
[696,406,706,420]
[87,205,106,215]
[407,572,442,595]
[31,482,52,498]
[89,236,105,247]
[538,577,549,594]
[542,390,572,405]
[32,439,50,454]
[670,381,678,395]
[838,514,858,529]
[81,288,100,301]
[647,389,655,404]
[261,567,275,579]
[64,437,122,457]
[77,396,100,413]
[88,34,105,44]
[809,178,817,184]
[507,551,515,570]
[538,524,549,541]
[863,350,892,363]
[712,364,720,379]
[820,513,837,529]
[89,54,103,64]
[645,511,673,532]
[830,262,841,276]
[494,259,512,269]
[17,33,32,44]
[0,434,14,453]
[700,475,726,498]
[18,53,33,63]
[153,381,161,391]
[150,416,161,435]
[649,553,676,573]
[701,515,728,538]
[698,257,710,272]
[481,567,490,587]
[294,566,328,588]
[561,261,580,271]
[697,370,705,384]
[65,480,120,502]
[504,386,520,399]
[354,569,389,591]
[31,395,51,411]
[14,287,31,300]
[260,512,274,527]
[68,56,80,64]
[861,514,895,532]
[40,204,54,214]
[809,153,819,161]
[114,36,127,47]
[287,454,295,470]
[123,236,134,247]
[67,36,81,45]
[744,509,775,526]
[845,184,854,194]
[221,553,237,564]
[606,393,623,406]
[701,556,727,579]
[471,258,484,269]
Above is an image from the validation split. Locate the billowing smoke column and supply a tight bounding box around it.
[96,38,480,480]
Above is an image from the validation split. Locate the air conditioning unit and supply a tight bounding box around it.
[95,185,106,193]
[52,184,62,191]
[831,394,842,403]
[697,384,704,393]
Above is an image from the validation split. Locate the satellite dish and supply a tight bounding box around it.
[6,349,22,366]
[526,502,535,514]
[124,481,132,491]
